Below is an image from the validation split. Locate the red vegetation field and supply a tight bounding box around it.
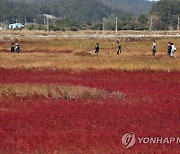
[0,68,180,153]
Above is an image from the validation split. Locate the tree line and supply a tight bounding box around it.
[0,0,179,31]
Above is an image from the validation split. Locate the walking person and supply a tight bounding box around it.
[117,41,121,55]
[95,43,100,55]
[167,42,171,56]
[174,46,177,57]
[11,43,15,53]
[152,40,156,56]
[15,43,20,53]
[171,43,176,58]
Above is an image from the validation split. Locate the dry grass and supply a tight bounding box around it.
[0,37,179,71]
[0,53,179,71]
[0,29,180,36]
[0,84,111,101]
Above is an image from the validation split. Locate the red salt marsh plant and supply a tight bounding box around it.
[0,69,179,98]
[0,97,179,153]
[0,69,179,153]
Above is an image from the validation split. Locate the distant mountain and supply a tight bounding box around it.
[0,0,157,25]
[0,0,125,23]
[0,0,39,23]
[44,0,124,22]
[98,0,155,15]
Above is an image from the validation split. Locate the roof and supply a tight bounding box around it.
[9,23,24,26]
[43,14,56,19]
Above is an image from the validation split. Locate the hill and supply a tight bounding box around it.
[0,0,39,23]
[0,0,124,23]
[98,0,155,15]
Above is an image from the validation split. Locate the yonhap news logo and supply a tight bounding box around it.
[122,132,180,149]
[122,132,136,149]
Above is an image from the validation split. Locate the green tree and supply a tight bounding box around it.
[151,0,180,30]
[137,14,149,30]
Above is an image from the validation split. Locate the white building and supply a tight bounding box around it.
[9,23,24,29]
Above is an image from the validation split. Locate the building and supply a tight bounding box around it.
[9,23,24,29]
[43,14,56,20]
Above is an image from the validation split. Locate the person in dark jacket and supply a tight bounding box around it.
[95,43,99,55]
[11,43,15,53]
[167,42,171,56]
[117,41,121,55]
[152,40,156,56]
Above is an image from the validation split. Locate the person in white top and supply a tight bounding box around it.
[171,43,176,57]
[15,43,20,53]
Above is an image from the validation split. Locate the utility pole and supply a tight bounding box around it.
[47,17,49,32]
[150,17,153,31]
[33,18,36,30]
[24,18,27,29]
[116,18,118,34]
[5,20,8,29]
[3,22,5,29]
[178,16,180,31]
[103,17,105,31]
[44,17,46,24]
